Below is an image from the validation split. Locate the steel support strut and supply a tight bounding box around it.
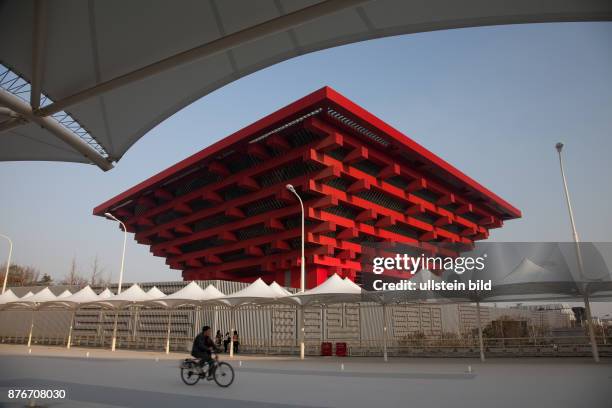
[0,88,113,171]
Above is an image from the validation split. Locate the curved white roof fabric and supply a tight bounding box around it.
[40,285,99,309]
[1,0,610,170]
[91,283,153,308]
[0,289,19,309]
[152,282,225,308]
[287,273,363,305]
[221,277,283,306]
[5,286,57,309]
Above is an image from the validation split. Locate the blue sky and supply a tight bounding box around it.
[1,22,611,296]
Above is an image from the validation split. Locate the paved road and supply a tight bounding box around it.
[0,346,610,408]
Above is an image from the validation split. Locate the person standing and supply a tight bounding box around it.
[232,330,240,354]
[223,332,231,353]
[215,330,222,348]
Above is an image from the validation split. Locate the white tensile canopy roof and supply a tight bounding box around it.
[152,282,225,308]
[97,288,114,299]
[4,287,57,309]
[89,284,154,309]
[1,1,609,170]
[0,289,20,310]
[287,273,363,306]
[269,281,292,297]
[40,285,99,309]
[221,278,283,306]
[57,289,72,298]
[146,286,166,299]
[501,258,573,285]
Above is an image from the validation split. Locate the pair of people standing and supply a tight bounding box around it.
[215,329,240,353]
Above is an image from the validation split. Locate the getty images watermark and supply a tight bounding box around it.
[370,253,491,291]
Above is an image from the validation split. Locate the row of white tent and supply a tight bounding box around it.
[0,274,363,311]
[0,269,608,361]
[0,274,365,358]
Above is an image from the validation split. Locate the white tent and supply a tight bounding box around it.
[146,282,226,354]
[153,282,225,309]
[91,284,153,309]
[37,286,99,349]
[5,287,57,309]
[86,284,156,351]
[97,288,114,299]
[269,281,292,297]
[283,274,363,360]
[218,278,286,357]
[286,274,363,306]
[220,278,281,307]
[41,286,98,309]
[57,290,72,298]
[3,287,58,347]
[146,286,166,299]
[0,289,19,310]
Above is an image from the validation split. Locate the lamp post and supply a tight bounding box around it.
[286,184,305,292]
[0,233,12,294]
[105,212,127,352]
[286,184,306,360]
[555,142,599,362]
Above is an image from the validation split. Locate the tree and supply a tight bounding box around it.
[0,263,41,286]
[37,273,53,286]
[89,255,107,285]
[61,257,88,286]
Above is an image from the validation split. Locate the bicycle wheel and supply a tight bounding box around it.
[180,365,200,385]
[213,362,234,387]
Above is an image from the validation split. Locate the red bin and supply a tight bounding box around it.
[321,342,332,356]
[335,342,347,357]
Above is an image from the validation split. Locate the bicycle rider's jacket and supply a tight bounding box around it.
[191,333,215,358]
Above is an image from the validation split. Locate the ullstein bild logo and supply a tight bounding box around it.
[370,253,492,291]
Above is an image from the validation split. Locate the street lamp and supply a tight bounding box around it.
[286,184,306,360]
[555,142,600,362]
[0,233,13,294]
[105,212,127,352]
[285,184,305,293]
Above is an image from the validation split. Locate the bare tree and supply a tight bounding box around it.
[90,255,105,286]
[61,257,88,286]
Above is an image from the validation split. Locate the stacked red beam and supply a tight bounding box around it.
[94,87,520,288]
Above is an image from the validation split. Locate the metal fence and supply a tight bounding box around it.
[1,300,609,357]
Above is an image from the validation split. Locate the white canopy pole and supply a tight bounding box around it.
[111,310,119,351]
[27,309,34,348]
[476,301,485,362]
[300,305,305,360]
[229,307,235,358]
[165,310,173,354]
[132,306,139,341]
[382,303,388,362]
[66,308,77,349]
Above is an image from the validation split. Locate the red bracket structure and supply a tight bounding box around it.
[94,87,521,288]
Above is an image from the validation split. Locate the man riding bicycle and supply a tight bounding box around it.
[182,325,235,387]
[191,325,218,378]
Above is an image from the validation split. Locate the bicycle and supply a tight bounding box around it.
[180,353,235,387]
